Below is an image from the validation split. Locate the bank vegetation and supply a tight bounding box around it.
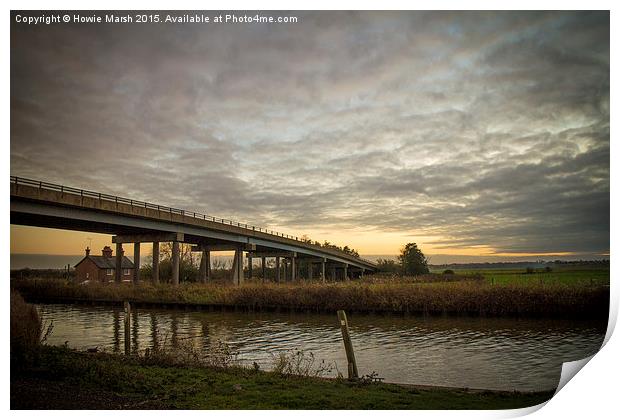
[12,276,609,319]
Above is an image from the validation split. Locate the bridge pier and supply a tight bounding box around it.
[237,247,244,285]
[262,257,266,281]
[113,233,185,284]
[231,247,244,285]
[321,259,326,282]
[115,243,123,283]
[248,256,253,279]
[191,243,254,285]
[199,250,210,283]
[291,256,296,282]
[275,257,281,282]
[308,261,313,281]
[152,241,159,283]
[344,263,348,281]
[172,241,180,285]
[206,250,211,281]
[133,242,140,284]
[330,265,336,282]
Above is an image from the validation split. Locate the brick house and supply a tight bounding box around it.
[74,246,134,283]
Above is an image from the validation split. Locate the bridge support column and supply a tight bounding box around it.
[262,257,266,281]
[237,248,244,285]
[152,242,159,284]
[321,259,326,282]
[115,243,123,283]
[291,256,296,282]
[308,261,313,281]
[275,257,281,282]
[248,256,253,279]
[331,265,336,282]
[172,241,180,286]
[207,251,211,280]
[231,251,238,282]
[344,263,349,281]
[199,250,210,283]
[133,243,140,284]
[232,247,244,285]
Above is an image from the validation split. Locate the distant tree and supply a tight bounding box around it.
[443,269,455,275]
[398,243,429,275]
[376,258,400,274]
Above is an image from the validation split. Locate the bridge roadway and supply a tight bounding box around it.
[10,176,377,285]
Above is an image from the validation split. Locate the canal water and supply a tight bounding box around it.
[37,304,606,392]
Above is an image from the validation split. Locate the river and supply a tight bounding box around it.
[37,303,606,392]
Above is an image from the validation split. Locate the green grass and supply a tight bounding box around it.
[431,267,610,287]
[12,274,609,318]
[12,345,554,409]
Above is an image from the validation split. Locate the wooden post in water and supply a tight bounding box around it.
[124,301,131,356]
[337,310,358,380]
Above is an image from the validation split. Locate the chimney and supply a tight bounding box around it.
[102,246,113,258]
[85,247,90,256]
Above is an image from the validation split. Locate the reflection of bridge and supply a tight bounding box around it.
[10,176,377,284]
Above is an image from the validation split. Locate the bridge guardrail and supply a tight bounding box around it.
[10,176,376,267]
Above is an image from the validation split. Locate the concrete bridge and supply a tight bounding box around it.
[10,176,377,285]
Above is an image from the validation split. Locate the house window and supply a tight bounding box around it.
[106,269,113,276]
[124,269,130,275]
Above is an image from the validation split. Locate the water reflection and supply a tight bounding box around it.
[150,314,159,351]
[37,304,606,392]
[131,310,139,355]
[112,309,120,353]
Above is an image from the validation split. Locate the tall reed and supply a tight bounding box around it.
[12,277,609,318]
[11,290,51,368]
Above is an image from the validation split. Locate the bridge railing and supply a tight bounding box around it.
[10,176,376,267]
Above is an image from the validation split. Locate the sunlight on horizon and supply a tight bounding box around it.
[10,225,601,263]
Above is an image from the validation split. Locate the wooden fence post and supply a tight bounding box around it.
[337,310,358,380]
[124,301,131,356]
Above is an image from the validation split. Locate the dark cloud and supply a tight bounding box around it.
[11,11,609,256]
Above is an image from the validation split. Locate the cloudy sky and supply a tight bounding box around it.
[10,11,609,262]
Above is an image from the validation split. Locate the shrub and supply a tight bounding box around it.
[10,290,52,368]
[376,259,401,274]
[140,338,238,368]
[443,269,455,275]
[270,349,338,378]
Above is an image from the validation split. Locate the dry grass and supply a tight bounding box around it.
[270,348,339,378]
[139,338,238,369]
[12,276,609,318]
[11,290,52,368]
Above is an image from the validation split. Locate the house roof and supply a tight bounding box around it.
[74,255,134,269]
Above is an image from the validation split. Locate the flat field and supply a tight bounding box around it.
[431,266,609,287]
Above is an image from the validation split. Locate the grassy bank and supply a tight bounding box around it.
[432,267,610,287]
[12,276,609,318]
[11,345,554,409]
